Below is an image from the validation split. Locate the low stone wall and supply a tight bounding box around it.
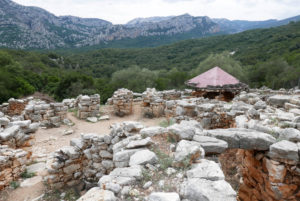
[0,97,32,116]
[111,89,133,117]
[45,121,144,188]
[24,101,67,127]
[0,145,30,190]
[76,94,100,119]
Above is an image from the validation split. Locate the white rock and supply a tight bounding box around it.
[180,178,236,201]
[87,117,98,123]
[148,192,180,201]
[186,159,224,181]
[192,135,228,154]
[76,188,116,201]
[129,150,158,166]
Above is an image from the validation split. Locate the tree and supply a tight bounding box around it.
[192,52,247,82]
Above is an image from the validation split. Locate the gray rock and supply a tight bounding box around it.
[279,128,300,142]
[0,125,20,141]
[268,95,292,107]
[192,135,228,154]
[126,137,153,149]
[99,115,110,121]
[180,178,236,201]
[0,117,10,126]
[186,159,225,181]
[268,140,299,162]
[143,181,152,189]
[168,120,202,140]
[110,165,142,179]
[70,138,85,150]
[129,150,158,166]
[148,192,180,201]
[8,120,31,128]
[205,128,276,150]
[113,148,145,165]
[24,123,40,133]
[140,126,167,137]
[77,188,116,201]
[254,100,267,110]
[174,140,204,164]
[105,182,122,194]
[87,117,98,123]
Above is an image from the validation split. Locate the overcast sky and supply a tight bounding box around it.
[13,0,300,24]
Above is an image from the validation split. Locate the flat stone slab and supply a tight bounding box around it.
[20,176,43,187]
[27,162,46,175]
[268,140,299,162]
[193,135,228,154]
[129,149,157,166]
[204,128,276,150]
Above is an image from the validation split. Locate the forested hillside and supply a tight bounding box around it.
[0,21,299,103]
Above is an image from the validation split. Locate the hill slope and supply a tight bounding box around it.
[0,21,299,103]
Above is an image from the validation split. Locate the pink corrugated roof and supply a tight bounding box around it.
[187,66,240,88]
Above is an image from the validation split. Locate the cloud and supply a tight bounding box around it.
[13,0,300,24]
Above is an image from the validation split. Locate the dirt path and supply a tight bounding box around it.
[1,103,164,201]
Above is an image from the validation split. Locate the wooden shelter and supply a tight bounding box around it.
[186,67,248,101]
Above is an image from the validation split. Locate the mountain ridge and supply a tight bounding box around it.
[0,0,299,49]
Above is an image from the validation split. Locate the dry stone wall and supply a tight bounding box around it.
[111,89,133,117]
[0,145,30,190]
[76,94,100,119]
[24,100,67,127]
[45,121,144,188]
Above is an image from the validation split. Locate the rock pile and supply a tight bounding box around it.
[0,145,30,190]
[110,89,133,117]
[76,94,100,119]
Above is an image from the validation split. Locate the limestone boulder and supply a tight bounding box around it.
[168,120,202,140]
[180,178,236,201]
[129,150,158,166]
[186,159,225,181]
[268,95,292,107]
[192,135,227,154]
[268,140,299,162]
[140,126,167,137]
[205,128,276,150]
[174,140,204,165]
[279,128,300,142]
[76,188,116,201]
[148,192,180,201]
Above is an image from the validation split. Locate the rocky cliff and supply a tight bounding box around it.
[0,0,219,49]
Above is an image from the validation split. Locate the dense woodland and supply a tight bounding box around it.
[0,21,299,103]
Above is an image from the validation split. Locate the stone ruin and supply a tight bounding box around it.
[24,101,68,128]
[109,88,133,117]
[0,87,300,201]
[76,94,101,119]
[0,145,30,190]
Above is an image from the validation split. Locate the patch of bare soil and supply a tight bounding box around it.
[1,103,165,201]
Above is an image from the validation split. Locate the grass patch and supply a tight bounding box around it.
[159,118,175,128]
[152,148,173,171]
[20,169,36,179]
[10,181,20,189]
